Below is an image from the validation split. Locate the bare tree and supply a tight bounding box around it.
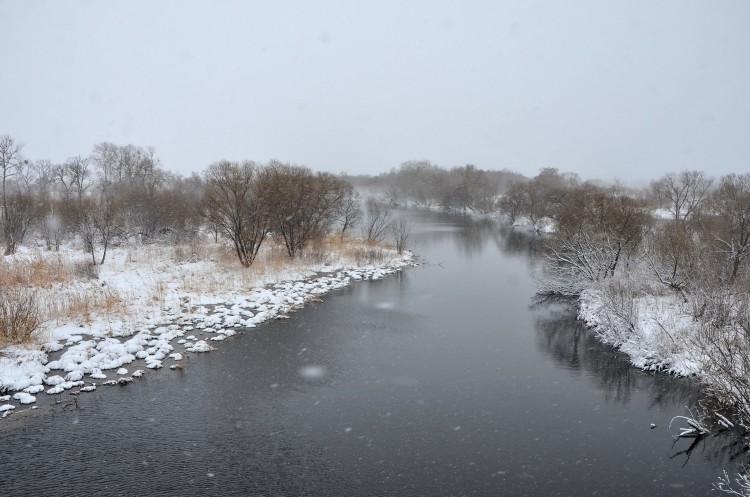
[0,135,26,254]
[91,142,120,193]
[497,181,529,224]
[57,156,93,203]
[203,161,270,267]
[31,160,57,200]
[1,192,37,255]
[391,216,410,254]
[77,197,125,265]
[363,198,392,244]
[703,173,750,285]
[652,170,713,227]
[644,222,698,298]
[543,184,651,295]
[263,162,350,257]
[337,187,362,241]
[94,197,125,265]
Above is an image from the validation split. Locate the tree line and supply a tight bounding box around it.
[0,135,408,267]
[500,168,750,420]
[344,160,525,213]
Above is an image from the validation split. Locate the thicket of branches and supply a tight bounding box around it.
[495,167,750,421]
[202,160,361,266]
[0,134,401,271]
[0,136,205,263]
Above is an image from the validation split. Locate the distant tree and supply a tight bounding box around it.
[497,181,529,224]
[651,170,713,227]
[77,197,125,265]
[391,216,410,254]
[30,160,57,201]
[337,187,362,240]
[703,173,750,285]
[363,198,392,244]
[2,191,37,255]
[56,156,94,203]
[91,142,120,193]
[0,135,29,254]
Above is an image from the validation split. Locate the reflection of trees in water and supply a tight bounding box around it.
[452,218,493,258]
[408,211,492,259]
[406,208,545,262]
[533,298,750,470]
[667,425,750,472]
[532,299,697,406]
[492,225,544,260]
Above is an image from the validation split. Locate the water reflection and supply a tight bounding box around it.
[493,224,544,260]
[2,209,748,496]
[407,210,542,262]
[531,297,750,473]
[532,299,696,405]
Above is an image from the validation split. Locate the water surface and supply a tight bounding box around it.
[0,210,739,496]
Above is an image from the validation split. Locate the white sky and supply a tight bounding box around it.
[1,0,748,182]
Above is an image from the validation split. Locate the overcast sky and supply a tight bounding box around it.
[1,0,748,183]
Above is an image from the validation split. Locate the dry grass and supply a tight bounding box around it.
[0,255,72,288]
[44,288,127,326]
[305,234,392,266]
[0,235,398,345]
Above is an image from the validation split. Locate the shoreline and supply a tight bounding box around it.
[0,240,415,419]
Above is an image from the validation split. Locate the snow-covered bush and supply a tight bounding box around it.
[691,290,750,420]
[715,471,750,496]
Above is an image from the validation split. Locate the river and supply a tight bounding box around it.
[0,210,741,496]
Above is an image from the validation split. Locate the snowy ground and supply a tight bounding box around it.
[578,286,702,377]
[0,241,414,418]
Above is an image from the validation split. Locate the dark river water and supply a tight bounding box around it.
[0,210,743,496]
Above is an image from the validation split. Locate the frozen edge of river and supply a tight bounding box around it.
[0,249,416,418]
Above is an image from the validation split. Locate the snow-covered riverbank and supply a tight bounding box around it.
[577,286,702,376]
[0,242,415,418]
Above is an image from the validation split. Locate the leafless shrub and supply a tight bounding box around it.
[391,216,410,254]
[337,188,362,240]
[715,471,750,496]
[594,279,641,345]
[643,222,699,298]
[691,291,750,420]
[0,287,43,345]
[363,198,392,244]
[300,244,331,266]
[350,246,388,266]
